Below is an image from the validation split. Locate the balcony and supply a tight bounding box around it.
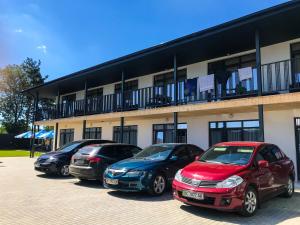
[37,58,300,121]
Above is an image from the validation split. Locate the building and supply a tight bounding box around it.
[24,1,300,179]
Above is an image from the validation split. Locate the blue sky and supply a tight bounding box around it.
[0,0,288,81]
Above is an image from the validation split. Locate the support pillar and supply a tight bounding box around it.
[84,81,88,115]
[173,112,178,143]
[82,120,86,139]
[54,122,58,150]
[121,71,125,111]
[120,117,124,143]
[255,30,262,96]
[173,54,178,105]
[258,105,265,142]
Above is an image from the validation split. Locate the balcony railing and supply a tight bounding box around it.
[37,57,300,121]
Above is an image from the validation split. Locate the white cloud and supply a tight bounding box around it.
[37,45,47,54]
[14,28,23,33]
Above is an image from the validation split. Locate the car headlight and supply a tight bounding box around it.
[174,169,183,182]
[216,175,243,188]
[45,156,58,163]
[125,170,147,177]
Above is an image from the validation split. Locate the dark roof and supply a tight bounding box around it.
[23,0,300,98]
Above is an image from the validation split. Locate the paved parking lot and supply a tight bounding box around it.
[0,157,300,225]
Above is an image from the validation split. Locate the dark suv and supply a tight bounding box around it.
[34,139,114,176]
[69,143,141,181]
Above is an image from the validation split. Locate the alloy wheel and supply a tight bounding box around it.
[61,165,69,176]
[153,175,166,194]
[287,178,294,196]
[244,190,257,214]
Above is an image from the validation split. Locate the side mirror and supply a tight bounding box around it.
[195,155,201,161]
[170,155,178,161]
[258,160,269,168]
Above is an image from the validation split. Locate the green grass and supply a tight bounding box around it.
[0,150,43,157]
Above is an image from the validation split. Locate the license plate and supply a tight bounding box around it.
[182,190,204,200]
[105,178,118,185]
[75,159,84,164]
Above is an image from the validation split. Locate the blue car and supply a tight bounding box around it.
[103,143,204,195]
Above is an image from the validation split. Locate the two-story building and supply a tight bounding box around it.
[24,1,300,179]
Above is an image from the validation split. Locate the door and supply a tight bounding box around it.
[254,148,275,199]
[294,118,300,180]
[167,146,194,182]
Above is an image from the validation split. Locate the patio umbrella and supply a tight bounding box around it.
[38,130,54,139]
[34,130,48,139]
[15,131,33,139]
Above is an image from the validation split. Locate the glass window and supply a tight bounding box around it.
[87,88,103,99]
[256,146,278,163]
[59,129,74,147]
[209,120,261,146]
[153,123,187,144]
[134,144,174,160]
[84,127,102,139]
[113,126,138,145]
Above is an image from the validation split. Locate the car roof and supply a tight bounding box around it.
[83,143,138,147]
[214,141,266,148]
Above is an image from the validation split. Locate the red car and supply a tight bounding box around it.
[172,142,295,216]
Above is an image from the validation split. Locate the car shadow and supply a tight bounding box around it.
[107,190,173,202]
[179,192,300,224]
[36,173,74,180]
[72,180,105,189]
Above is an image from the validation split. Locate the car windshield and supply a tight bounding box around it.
[58,142,81,153]
[200,145,254,165]
[134,145,174,160]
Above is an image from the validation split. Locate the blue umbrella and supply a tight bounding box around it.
[38,130,54,139]
[35,130,48,139]
[15,131,33,139]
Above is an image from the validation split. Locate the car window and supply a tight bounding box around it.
[173,146,191,160]
[187,145,202,156]
[128,146,141,155]
[115,146,133,160]
[256,146,277,163]
[270,145,283,161]
[99,146,116,158]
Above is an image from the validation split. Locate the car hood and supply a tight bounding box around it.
[181,161,246,181]
[110,158,164,171]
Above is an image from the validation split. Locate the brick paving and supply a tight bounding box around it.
[0,157,300,225]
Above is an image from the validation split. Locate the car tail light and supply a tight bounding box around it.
[87,156,102,163]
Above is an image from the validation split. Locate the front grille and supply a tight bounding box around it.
[181,176,219,188]
[178,191,215,205]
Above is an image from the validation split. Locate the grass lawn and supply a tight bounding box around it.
[0,150,42,157]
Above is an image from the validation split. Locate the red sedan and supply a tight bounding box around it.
[172,142,295,216]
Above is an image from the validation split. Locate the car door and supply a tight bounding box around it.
[254,145,278,198]
[166,145,194,182]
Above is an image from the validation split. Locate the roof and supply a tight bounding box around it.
[214,141,266,147]
[23,1,300,98]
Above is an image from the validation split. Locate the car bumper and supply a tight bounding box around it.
[69,165,100,180]
[172,180,245,211]
[103,176,149,192]
[34,162,58,174]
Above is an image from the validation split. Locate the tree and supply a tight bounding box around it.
[0,58,49,134]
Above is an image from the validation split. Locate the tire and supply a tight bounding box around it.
[148,174,166,196]
[59,165,70,176]
[239,186,258,217]
[282,176,294,198]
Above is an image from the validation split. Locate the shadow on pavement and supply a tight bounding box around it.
[107,190,173,202]
[36,173,74,180]
[179,193,300,225]
[72,179,104,189]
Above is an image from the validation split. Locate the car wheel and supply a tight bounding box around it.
[239,187,258,217]
[148,174,166,196]
[60,165,70,176]
[282,177,294,198]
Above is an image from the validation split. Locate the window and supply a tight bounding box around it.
[291,42,300,84]
[209,120,261,146]
[113,126,138,145]
[269,145,283,161]
[256,146,278,163]
[59,129,74,147]
[84,127,102,139]
[173,146,191,161]
[115,80,138,93]
[87,88,103,99]
[61,94,76,103]
[154,69,187,86]
[153,123,187,144]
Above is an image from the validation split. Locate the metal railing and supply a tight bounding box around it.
[37,57,300,121]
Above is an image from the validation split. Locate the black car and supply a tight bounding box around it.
[69,143,142,181]
[103,143,204,195]
[34,139,114,176]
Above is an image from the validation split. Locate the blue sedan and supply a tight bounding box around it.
[103,143,204,195]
